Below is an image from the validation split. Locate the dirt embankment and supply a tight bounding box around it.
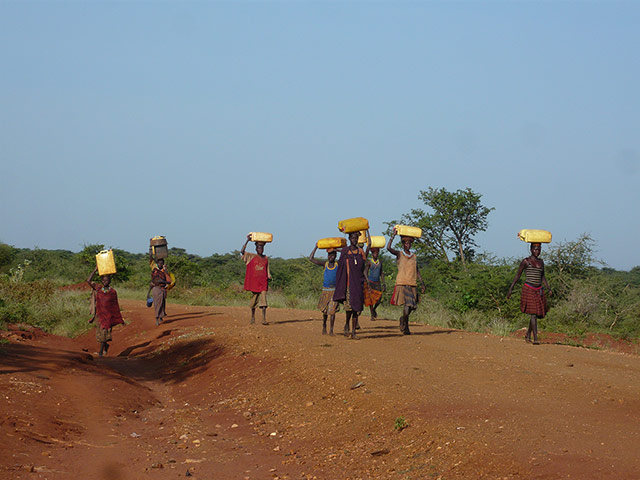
[2,300,640,479]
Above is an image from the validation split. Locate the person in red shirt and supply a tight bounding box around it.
[240,234,271,325]
[87,267,125,357]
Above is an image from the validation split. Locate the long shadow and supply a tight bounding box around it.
[106,338,226,385]
[160,312,221,325]
[117,341,152,357]
[356,329,456,340]
[1,335,226,387]
[273,318,316,325]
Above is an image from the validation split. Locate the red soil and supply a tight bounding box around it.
[2,300,640,479]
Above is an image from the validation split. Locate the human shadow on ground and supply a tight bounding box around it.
[273,318,316,325]
[160,312,221,325]
[355,329,456,340]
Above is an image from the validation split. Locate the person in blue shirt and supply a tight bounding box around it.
[309,244,340,335]
[364,247,386,320]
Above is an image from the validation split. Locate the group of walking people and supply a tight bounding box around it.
[85,231,551,356]
[246,227,426,339]
[242,230,551,343]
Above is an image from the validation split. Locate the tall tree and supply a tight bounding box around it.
[386,187,493,266]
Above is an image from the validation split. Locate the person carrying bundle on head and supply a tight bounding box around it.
[309,243,340,336]
[87,267,124,357]
[387,226,425,335]
[241,233,272,325]
[364,245,385,321]
[333,230,370,339]
[148,257,171,326]
[507,241,552,345]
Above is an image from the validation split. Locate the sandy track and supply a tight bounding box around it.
[1,299,639,479]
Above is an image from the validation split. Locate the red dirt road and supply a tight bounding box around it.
[2,300,640,479]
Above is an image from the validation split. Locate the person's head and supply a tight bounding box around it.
[371,247,380,260]
[348,232,359,247]
[530,243,541,257]
[157,258,165,268]
[100,275,112,287]
[401,236,414,251]
[255,242,265,255]
[327,249,337,263]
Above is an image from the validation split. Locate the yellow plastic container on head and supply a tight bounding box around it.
[356,233,386,248]
[338,217,369,234]
[395,225,422,239]
[370,235,386,248]
[317,237,346,250]
[96,250,117,276]
[517,229,552,244]
[249,232,273,243]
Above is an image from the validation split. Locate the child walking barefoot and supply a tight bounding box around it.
[309,244,340,335]
[87,267,124,357]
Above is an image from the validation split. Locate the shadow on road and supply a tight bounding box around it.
[273,318,316,325]
[357,329,456,340]
[160,311,221,325]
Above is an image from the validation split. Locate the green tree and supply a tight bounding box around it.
[386,187,494,266]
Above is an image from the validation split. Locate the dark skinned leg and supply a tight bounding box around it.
[369,306,376,320]
[98,342,106,358]
[250,308,256,325]
[261,307,268,325]
[322,313,328,335]
[402,305,412,335]
[532,315,539,344]
[329,314,335,336]
[351,312,359,339]
[525,314,535,342]
[372,298,381,319]
[344,311,352,336]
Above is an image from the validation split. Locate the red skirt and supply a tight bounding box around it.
[520,283,548,317]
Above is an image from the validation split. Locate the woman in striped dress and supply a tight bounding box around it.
[507,243,552,344]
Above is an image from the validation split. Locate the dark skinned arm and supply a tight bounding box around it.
[309,245,325,267]
[86,267,98,289]
[540,259,552,296]
[240,234,251,256]
[363,229,371,258]
[417,266,425,294]
[386,229,400,257]
[507,259,528,299]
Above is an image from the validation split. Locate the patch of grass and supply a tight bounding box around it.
[488,317,514,337]
[394,416,408,431]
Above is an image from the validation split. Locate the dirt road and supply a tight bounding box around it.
[2,300,639,479]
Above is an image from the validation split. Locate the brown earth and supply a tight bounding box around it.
[1,300,640,480]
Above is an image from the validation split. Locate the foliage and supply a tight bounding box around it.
[0,231,638,340]
[0,278,92,337]
[394,417,408,431]
[385,187,493,265]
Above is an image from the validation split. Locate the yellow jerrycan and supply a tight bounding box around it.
[338,217,369,234]
[96,250,117,276]
[317,237,346,250]
[517,229,552,243]
[395,225,422,238]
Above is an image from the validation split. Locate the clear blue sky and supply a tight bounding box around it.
[1,2,638,269]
